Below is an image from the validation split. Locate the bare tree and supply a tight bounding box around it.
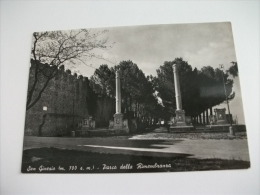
[27,29,110,110]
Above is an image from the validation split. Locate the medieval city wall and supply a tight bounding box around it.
[25,61,91,136]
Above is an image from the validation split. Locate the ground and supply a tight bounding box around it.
[21,128,250,173]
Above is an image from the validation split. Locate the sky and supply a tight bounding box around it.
[74,22,236,76]
[65,22,245,124]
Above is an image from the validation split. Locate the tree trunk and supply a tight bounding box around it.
[202,111,205,125]
[206,109,209,124]
[210,107,213,115]
[199,114,202,124]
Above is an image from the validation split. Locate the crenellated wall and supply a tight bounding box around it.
[25,60,116,136]
[25,60,91,136]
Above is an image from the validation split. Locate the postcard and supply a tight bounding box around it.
[21,22,250,173]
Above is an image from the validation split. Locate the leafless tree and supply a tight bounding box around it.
[27,29,110,110]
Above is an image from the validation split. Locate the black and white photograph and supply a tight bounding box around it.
[21,22,250,173]
[1,1,260,194]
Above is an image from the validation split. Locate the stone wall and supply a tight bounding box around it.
[25,60,90,136]
[25,60,119,136]
[95,96,115,128]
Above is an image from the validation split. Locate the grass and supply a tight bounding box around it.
[21,147,250,173]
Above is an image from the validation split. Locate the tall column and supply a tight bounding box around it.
[173,64,182,111]
[169,63,193,131]
[111,70,129,134]
[115,70,121,114]
[111,70,129,133]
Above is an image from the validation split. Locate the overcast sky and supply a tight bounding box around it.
[67,22,245,124]
[75,22,237,76]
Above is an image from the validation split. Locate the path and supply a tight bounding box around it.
[23,133,250,161]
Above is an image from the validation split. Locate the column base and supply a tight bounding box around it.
[108,113,129,134]
[175,110,186,124]
[169,109,194,132]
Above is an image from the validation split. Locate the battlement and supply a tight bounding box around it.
[30,59,89,83]
[26,59,114,136]
[26,59,91,136]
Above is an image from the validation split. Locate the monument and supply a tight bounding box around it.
[169,64,193,131]
[81,116,96,130]
[74,116,96,136]
[109,70,129,134]
[214,108,228,124]
[206,108,237,133]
